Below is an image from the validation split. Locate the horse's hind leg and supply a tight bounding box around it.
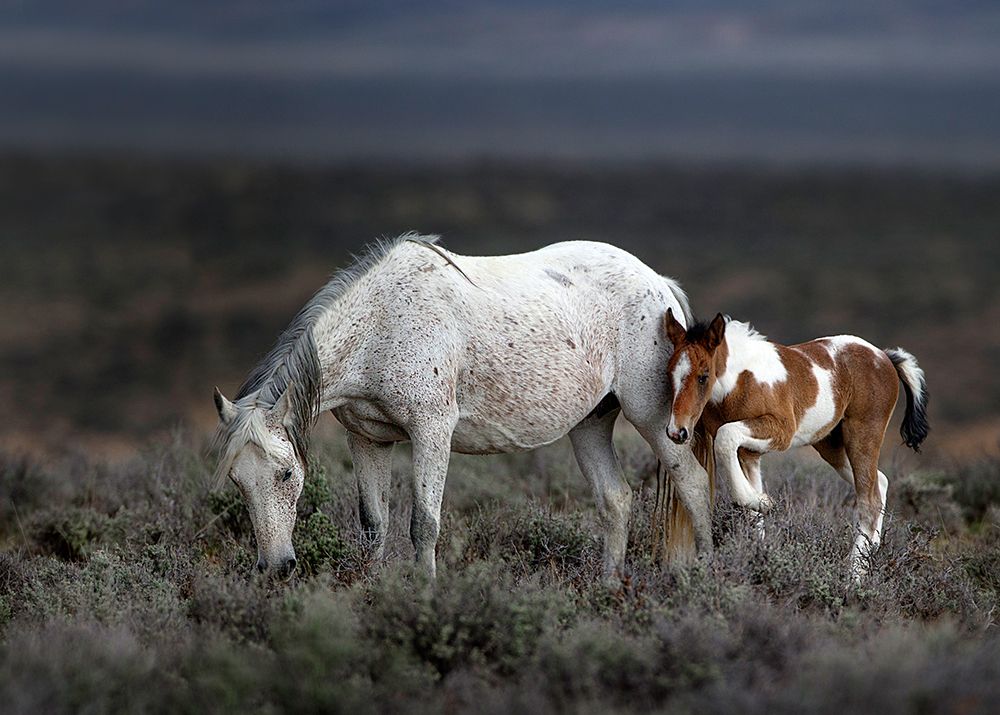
[408,422,455,578]
[813,426,850,482]
[570,408,632,579]
[841,417,891,582]
[347,432,394,561]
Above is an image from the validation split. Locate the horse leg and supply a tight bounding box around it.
[569,408,631,579]
[842,417,890,582]
[813,426,852,485]
[738,450,766,539]
[715,419,782,514]
[408,423,454,578]
[347,432,393,561]
[639,427,714,557]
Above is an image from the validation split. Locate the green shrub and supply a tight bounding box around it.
[28,507,113,561]
[365,564,567,679]
[294,511,346,576]
[463,503,598,575]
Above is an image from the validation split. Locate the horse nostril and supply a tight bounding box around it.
[283,557,297,576]
[678,427,689,443]
[256,559,267,574]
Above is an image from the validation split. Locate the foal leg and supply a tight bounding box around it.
[842,418,890,582]
[408,423,455,578]
[347,432,394,561]
[569,408,631,578]
[738,450,766,539]
[715,419,783,514]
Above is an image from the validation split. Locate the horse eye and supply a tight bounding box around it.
[697,374,709,385]
[281,468,293,482]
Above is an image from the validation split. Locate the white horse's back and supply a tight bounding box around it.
[329,240,691,454]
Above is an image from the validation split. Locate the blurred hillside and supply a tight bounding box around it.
[0,154,997,457]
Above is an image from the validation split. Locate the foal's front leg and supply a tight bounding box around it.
[738,450,766,539]
[715,417,788,514]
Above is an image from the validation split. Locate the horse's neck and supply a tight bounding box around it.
[310,290,371,412]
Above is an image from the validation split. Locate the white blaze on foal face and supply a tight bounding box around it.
[663,309,726,444]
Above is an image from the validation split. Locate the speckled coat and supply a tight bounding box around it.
[215,237,713,577]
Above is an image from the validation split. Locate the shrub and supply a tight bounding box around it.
[364,564,567,680]
[294,511,346,576]
[462,502,598,576]
[28,507,113,561]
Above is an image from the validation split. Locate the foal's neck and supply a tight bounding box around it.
[710,321,784,403]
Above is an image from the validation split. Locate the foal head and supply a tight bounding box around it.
[664,309,727,445]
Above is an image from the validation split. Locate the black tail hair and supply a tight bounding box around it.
[885,348,930,452]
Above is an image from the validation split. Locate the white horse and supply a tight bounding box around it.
[213,235,712,578]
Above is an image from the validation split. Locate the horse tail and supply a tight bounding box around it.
[885,347,930,452]
[654,421,715,563]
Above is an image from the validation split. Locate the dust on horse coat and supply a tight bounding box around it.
[663,310,929,579]
[213,235,713,578]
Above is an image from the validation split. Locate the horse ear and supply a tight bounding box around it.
[271,384,297,432]
[705,313,727,351]
[664,308,687,346]
[214,387,238,424]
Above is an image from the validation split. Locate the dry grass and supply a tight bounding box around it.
[1,429,998,714]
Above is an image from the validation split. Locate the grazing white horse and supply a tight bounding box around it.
[214,235,712,578]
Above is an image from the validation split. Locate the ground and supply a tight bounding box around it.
[1,427,998,714]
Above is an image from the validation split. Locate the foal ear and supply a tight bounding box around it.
[664,308,687,346]
[705,313,727,351]
[214,387,238,425]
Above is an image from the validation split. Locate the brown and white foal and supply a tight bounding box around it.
[663,309,929,579]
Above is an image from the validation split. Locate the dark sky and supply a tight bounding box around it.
[2,1,999,165]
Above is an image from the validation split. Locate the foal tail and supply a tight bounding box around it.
[885,347,930,452]
[653,422,715,563]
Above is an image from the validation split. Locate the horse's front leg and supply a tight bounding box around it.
[738,450,766,539]
[408,420,456,578]
[715,418,786,514]
[569,407,631,579]
[640,427,714,558]
[347,432,394,561]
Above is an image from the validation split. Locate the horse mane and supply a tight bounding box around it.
[214,232,440,482]
[663,278,694,327]
[724,319,767,344]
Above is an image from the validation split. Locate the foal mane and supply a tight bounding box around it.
[214,232,440,481]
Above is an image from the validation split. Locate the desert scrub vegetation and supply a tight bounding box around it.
[1,433,999,714]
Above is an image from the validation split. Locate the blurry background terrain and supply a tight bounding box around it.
[2,6,1000,713]
[0,2,997,458]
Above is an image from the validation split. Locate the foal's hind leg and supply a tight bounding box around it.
[569,408,632,579]
[841,418,891,582]
[347,432,394,561]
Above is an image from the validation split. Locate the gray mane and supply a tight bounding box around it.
[220,232,440,468]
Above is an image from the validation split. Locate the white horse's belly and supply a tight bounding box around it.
[449,300,613,454]
[450,399,590,454]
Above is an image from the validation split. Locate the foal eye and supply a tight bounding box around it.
[697,374,709,385]
[281,468,293,482]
